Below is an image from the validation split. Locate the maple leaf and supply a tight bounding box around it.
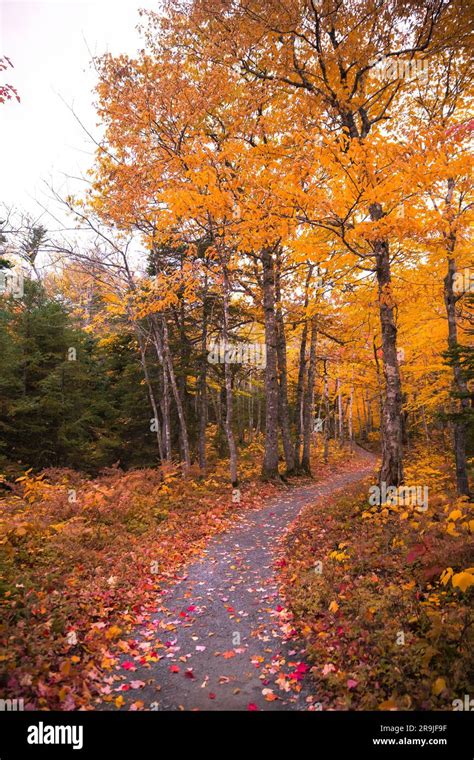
[262,688,278,701]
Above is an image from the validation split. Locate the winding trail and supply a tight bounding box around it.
[100,449,376,711]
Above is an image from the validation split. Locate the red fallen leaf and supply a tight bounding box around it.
[169,665,180,673]
[122,661,136,671]
[421,565,443,581]
[179,612,187,618]
[185,669,195,679]
[222,650,236,659]
[209,692,216,699]
[289,662,309,681]
[248,703,259,711]
[407,543,427,563]
[276,605,284,612]
[225,606,235,613]
[187,605,196,612]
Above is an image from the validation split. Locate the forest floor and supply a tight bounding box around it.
[4,443,471,711]
[96,447,376,711]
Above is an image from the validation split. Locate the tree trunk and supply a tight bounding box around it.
[348,385,354,451]
[223,266,238,487]
[152,315,191,475]
[336,377,344,445]
[294,265,312,470]
[135,327,164,462]
[148,317,172,460]
[198,275,209,472]
[301,315,318,474]
[444,256,470,496]
[261,248,280,480]
[275,248,295,474]
[323,360,330,464]
[371,202,404,487]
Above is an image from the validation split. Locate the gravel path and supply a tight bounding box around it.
[100,450,376,711]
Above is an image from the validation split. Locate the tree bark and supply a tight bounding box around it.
[371,202,404,487]
[261,247,280,480]
[301,315,318,474]
[135,327,164,463]
[336,377,344,445]
[198,274,209,472]
[294,265,312,470]
[151,315,191,475]
[323,360,330,464]
[348,385,354,451]
[223,266,239,487]
[275,248,295,474]
[444,256,470,496]
[148,317,172,460]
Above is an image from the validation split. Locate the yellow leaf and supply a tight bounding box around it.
[378,699,398,710]
[440,567,453,586]
[448,509,462,521]
[105,625,122,640]
[51,522,67,532]
[452,571,474,592]
[329,601,339,613]
[115,695,125,708]
[432,677,446,696]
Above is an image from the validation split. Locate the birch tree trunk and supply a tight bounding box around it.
[135,327,164,463]
[151,315,191,475]
[371,202,404,487]
[147,317,172,460]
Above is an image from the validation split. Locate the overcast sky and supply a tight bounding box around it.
[0,0,152,228]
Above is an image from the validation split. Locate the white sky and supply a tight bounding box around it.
[0,0,154,229]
